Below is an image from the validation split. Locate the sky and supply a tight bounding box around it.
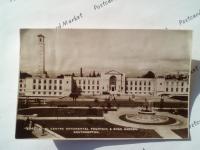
[20,29,192,77]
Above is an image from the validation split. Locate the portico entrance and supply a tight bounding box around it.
[109,76,117,92]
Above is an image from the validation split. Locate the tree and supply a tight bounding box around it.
[20,72,32,79]
[80,68,83,77]
[92,71,96,77]
[69,78,81,104]
[43,71,49,78]
[160,97,164,110]
[177,74,184,80]
[142,71,155,78]
[57,74,64,78]
[97,72,100,77]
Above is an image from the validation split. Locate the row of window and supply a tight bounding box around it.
[76,80,100,85]
[79,86,153,91]
[166,81,188,86]
[19,79,24,83]
[32,91,62,95]
[126,85,153,88]
[166,87,188,92]
[19,84,25,88]
[127,87,152,91]
[33,85,62,90]
[126,81,152,86]
[82,91,100,94]
[81,86,100,90]
[19,89,25,92]
[33,79,65,84]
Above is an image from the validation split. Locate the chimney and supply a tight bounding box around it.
[80,67,83,77]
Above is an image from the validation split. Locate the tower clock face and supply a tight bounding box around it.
[38,34,45,43]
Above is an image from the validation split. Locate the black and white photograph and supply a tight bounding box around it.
[16,29,192,139]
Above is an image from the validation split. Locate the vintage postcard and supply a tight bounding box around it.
[16,29,192,139]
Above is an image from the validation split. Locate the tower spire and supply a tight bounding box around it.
[37,34,46,77]
[80,67,83,77]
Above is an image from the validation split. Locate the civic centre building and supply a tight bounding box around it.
[18,34,189,97]
[19,70,189,97]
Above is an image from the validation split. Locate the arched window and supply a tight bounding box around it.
[109,76,117,86]
[109,76,117,91]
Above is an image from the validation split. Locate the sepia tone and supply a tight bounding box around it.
[16,29,192,139]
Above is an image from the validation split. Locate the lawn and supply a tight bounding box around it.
[18,108,106,117]
[172,128,188,138]
[170,96,188,101]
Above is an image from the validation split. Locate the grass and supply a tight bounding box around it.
[18,108,105,117]
[156,109,188,117]
[172,128,189,138]
[170,96,188,101]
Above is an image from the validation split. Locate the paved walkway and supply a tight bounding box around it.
[18,115,104,120]
[104,107,188,139]
[18,106,187,139]
[32,126,55,138]
[31,124,64,139]
[155,128,181,139]
[20,106,117,109]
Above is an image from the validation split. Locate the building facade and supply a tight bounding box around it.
[18,34,189,97]
[19,70,189,97]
